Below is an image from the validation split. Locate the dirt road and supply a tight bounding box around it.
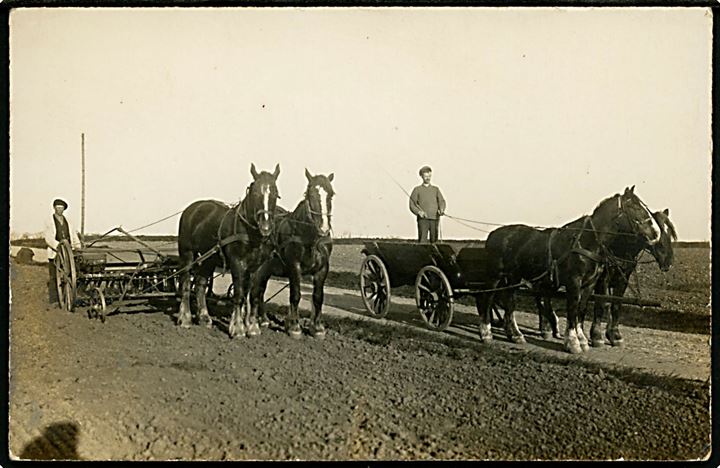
[8,262,711,461]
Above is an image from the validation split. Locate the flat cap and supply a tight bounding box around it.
[419,166,432,176]
[53,199,68,209]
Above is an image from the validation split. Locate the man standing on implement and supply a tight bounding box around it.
[409,166,446,243]
[44,198,82,306]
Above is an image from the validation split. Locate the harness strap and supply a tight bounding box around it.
[219,232,250,248]
[570,246,605,263]
[273,234,332,262]
[546,229,559,287]
[568,216,605,264]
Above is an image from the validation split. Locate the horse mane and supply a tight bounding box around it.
[591,193,620,217]
[275,205,291,217]
[655,211,678,240]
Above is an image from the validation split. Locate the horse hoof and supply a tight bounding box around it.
[511,335,526,344]
[288,329,302,340]
[541,331,553,340]
[178,319,192,329]
[591,339,606,348]
[479,332,493,343]
[229,324,246,339]
[565,343,582,354]
[580,342,590,352]
[610,339,624,348]
[247,323,261,337]
[259,317,270,328]
[200,317,213,329]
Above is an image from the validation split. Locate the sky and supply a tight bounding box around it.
[9,7,713,241]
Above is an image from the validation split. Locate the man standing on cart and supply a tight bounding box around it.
[44,198,82,307]
[409,166,446,243]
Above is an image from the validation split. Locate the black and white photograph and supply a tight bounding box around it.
[7,6,713,461]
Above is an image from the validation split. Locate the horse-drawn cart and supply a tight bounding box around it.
[53,228,182,322]
[359,241,492,331]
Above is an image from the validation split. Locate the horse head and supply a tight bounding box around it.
[247,163,281,237]
[304,168,335,236]
[648,208,677,272]
[613,186,663,246]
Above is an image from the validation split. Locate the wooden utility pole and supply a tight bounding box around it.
[81,133,85,238]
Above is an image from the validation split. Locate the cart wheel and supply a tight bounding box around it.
[55,240,77,312]
[87,286,107,323]
[359,255,391,317]
[415,265,454,331]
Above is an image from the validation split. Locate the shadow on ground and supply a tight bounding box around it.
[19,421,82,460]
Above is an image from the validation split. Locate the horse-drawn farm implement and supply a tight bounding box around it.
[52,227,185,322]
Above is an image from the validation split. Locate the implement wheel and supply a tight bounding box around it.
[360,255,391,318]
[415,265,454,331]
[87,286,107,323]
[55,240,77,312]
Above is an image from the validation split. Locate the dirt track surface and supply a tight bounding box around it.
[8,263,711,461]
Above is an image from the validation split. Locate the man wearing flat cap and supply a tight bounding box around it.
[409,166,446,243]
[44,199,82,306]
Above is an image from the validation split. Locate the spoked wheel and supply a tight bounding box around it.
[87,286,107,323]
[415,265,454,331]
[55,240,77,312]
[359,255,391,317]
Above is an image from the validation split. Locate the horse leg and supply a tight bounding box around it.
[502,292,526,344]
[576,288,592,352]
[490,286,504,327]
[310,265,329,339]
[545,296,561,339]
[238,272,261,337]
[476,290,495,343]
[606,278,629,347]
[250,259,279,330]
[177,251,194,328]
[590,273,609,347]
[228,260,248,339]
[492,304,505,327]
[537,296,554,340]
[194,270,213,329]
[563,278,583,354]
[286,262,303,339]
[206,274,215,298]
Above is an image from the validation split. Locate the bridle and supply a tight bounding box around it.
[235,182,278,232]
[615,194,660,247]
[301,186,333,236]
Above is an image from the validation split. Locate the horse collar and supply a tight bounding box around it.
[571,216,605,264]
[235,197,259,231]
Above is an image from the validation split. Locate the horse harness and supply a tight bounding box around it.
[543,216,607,288]
[270,199,333,266]
[202,195,270,272]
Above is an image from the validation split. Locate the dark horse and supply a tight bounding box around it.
[477,186,662,354]
[249,169,335,339]
[519,208,676,343]
[587,208,676,347]
[177,164,280,338]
